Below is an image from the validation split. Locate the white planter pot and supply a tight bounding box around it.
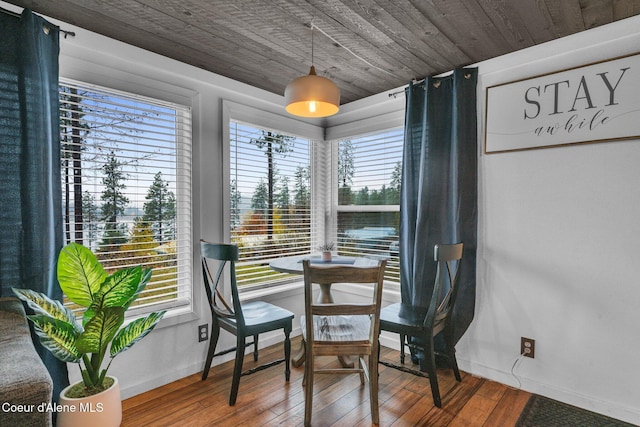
[57,376,122,427]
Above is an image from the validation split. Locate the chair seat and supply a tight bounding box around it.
[380,303,446,335]
[301,314,371,342]
[242,301,294,327]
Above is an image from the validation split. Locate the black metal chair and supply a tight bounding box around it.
[378,243,463,408]
[200,240,294,405]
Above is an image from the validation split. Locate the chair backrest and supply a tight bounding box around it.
[302,259,387,350]
[426,243,464,334]
[200,240,245,327]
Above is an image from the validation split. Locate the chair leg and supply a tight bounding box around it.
[399,333,406,364]
[369,351,380,424]
[229,335,246,406]
[253,334,259,362]
[447,341,462,382]
[284,326,291,381]
[420,339,441,408]
[201,319,220,380]
[304,350,314,426]
[358,356,365,384]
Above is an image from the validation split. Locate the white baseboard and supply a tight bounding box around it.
[118,325,303,400]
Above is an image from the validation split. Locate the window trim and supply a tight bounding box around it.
[222,101,404,292]
[58,77,195,320]
[221,101,324,291]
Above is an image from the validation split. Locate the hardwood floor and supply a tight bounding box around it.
[122,337,530,426]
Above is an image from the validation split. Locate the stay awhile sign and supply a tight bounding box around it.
[484,53,640,153]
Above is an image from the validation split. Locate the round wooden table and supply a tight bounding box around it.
[269,255,380,303]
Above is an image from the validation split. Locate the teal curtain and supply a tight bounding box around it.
[0,7,68,404]
[400,68,478,346]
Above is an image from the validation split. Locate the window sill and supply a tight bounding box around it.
[239,279,400,302]
[239,280,304,302]
[122,301,198,330]
[154,304,199,330]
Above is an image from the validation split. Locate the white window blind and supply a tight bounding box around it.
[335,128,403,283]
[230,120,315,288]
[59,79,193,316]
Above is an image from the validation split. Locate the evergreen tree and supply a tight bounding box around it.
[356,186,370,205]
[230,179,242,228]
[81,191,100,250]
[390,161,402,204]
[251,179,269,216]
[275,176,290,210]
[338,139,355,205]
[143,171,177,243]
[294,165,310,209]
[100,151,129,249]
[275,176,291,231]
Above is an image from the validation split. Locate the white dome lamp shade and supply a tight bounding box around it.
[284,65,340,118]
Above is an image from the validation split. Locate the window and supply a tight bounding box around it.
[59,79,192,316]
[335,128,403,283]
[229,120,314,288]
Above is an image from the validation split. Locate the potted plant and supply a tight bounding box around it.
[318,242,335,262]
[13,242,166,427]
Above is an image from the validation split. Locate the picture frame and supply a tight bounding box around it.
[484,52,640,154]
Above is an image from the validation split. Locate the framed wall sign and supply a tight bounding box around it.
[484,52,640,154]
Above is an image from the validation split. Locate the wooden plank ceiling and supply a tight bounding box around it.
[5,0,640,104]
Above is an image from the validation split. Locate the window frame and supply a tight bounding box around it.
[223,101,404,293]
[59,77,195,321]
[330,127,404,284]
[222,101,324,293]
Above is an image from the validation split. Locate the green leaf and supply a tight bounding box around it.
[82,267,143,327]
[96,267,142,308]
[81,302,101,327]
[76,307,124,355]
[28,315,81,363]
[12,288,82,334]
[57,243,107,307]
[124,268,152,310]
[110,311,165,358]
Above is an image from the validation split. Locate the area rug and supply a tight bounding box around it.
[515,395,636,427]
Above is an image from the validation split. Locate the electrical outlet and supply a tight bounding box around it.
[198,324,208,342]
[521,337,535,358]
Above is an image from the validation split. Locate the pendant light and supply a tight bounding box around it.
[284,25,340,118]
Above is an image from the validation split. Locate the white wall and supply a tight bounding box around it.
[453,16,640,425]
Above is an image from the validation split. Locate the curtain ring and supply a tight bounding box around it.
[433,81,441,88]
[42,25,50,35]
[464,73,471,79]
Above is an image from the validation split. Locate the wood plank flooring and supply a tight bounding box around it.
[122,337,530,426]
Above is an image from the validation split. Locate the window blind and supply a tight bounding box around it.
[230,120,315,288]
[335,128,403,283]
[59,79,192,315]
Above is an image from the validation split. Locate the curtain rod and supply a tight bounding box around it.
[388,78,426,98]
[1,7,76,38]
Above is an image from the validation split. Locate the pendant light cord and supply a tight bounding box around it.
[309,21,395,77]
